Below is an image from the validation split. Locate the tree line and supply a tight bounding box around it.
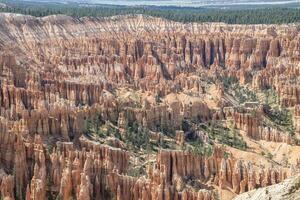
[0,1,300,24]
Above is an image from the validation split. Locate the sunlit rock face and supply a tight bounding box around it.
[0,13,300,200]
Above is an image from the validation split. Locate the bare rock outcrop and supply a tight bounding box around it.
[0,13,299,200]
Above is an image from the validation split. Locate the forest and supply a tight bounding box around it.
[0,0,300,24]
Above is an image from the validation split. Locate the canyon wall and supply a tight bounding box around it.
[0,13,299,200]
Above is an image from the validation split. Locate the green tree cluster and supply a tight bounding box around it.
[1,1,300,24]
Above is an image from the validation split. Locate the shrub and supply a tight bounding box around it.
[125,122,150,149]
[200,123,247,151]
[266,152,273,160]
[187,138,213,157]
[265,107,294,135]
[155,92,162,103]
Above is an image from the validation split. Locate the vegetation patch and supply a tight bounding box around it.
[185,138,213,157]
[1,1,300,24]
[199,122,247,151]
[124,122,150,150]
[127,166,146,177]
[264,106,294,135]
[262,88,279,106]
[220,76,258,103]
[83,116,179,152]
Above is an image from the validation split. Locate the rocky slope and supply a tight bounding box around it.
[233,174,300,200]
[0,13,300,200]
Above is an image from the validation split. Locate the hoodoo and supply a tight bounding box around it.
[0,13,299,200]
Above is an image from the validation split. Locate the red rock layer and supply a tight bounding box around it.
[157,148,289,194]
[0,14,299,200]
